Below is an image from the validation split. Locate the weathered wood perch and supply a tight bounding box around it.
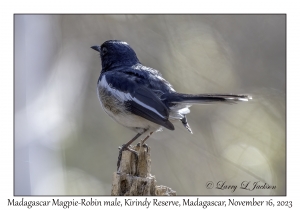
[111,143,176,196]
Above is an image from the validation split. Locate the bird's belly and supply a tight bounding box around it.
[97,86,159,130]
[113,112,160,130]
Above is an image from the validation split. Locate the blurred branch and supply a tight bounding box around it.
[111,144,176,196]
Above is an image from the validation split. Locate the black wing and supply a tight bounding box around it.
[103,72,174,130]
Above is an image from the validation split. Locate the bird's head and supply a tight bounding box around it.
[91,40,140,72]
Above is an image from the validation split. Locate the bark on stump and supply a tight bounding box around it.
[111,144,176,196]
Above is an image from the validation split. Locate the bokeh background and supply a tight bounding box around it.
[14,14,285,195]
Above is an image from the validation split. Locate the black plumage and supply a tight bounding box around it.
[92,40,251,169]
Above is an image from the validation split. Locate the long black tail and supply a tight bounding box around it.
[166,93,252,104]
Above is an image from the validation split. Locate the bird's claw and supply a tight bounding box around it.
[137,142,149,152]
[117,144,138,170]
[142,143,149,152]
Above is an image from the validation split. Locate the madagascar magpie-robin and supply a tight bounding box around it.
[91,40,251,169]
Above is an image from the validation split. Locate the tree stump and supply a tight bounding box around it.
[111,143,176,196]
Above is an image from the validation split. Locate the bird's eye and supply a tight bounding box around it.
[101,47,108,55]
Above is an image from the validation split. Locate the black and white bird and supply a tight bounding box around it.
[91,40,251,169]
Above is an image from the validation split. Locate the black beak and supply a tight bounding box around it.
[91,45,101,52]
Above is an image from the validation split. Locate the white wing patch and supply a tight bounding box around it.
[99,75,131,101]
[131,96,166,119]
[99,75,166,119]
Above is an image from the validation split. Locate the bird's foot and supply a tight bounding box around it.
[137,142,149,152]
[117,144,138,171]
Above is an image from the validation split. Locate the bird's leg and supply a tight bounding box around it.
[139,132,153,152]
[117,133,142,170]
